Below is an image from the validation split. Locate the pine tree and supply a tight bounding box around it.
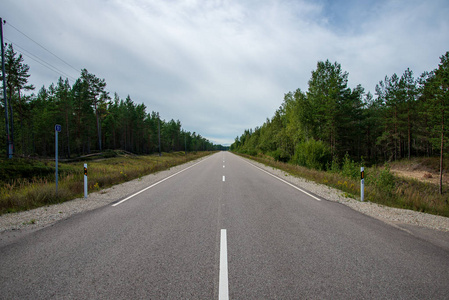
[426,52,449,195]
[80,69,109,151]
[307,60,350,157]
[3,44,34,155]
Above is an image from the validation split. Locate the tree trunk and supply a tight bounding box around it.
[65,108,70,158]
[96,108,102,151]
[408,112,411,160]
[17,91,25,155]
[394,107,397,161]
[8,96,14,154]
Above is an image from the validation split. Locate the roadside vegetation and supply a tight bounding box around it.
[0,151,213,215]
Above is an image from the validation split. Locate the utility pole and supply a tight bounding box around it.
[1,18,12,158]
[158,112,161,156]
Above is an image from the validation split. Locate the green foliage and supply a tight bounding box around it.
[293,139,331,170]
[341,153,359,179]
[232,52,449,170]
[268,149,290,162]
[0,159,69,183]
[328,156,340,173]
[374,164,395,194]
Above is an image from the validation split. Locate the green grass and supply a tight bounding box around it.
[0,151,214,215]
[236,153,449,218]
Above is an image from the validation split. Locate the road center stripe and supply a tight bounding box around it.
[219,229,229,300]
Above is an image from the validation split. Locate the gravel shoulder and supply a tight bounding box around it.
[241,157,449,232]
[0,155,212,236]
[1,153,448,243]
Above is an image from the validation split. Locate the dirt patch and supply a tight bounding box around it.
[391,169,449,185]
[388,157,449,186]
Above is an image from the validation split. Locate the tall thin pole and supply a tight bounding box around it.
[440,110,444,195]
[1,18,11,158]
[55,128,59,195]
[158,112,161,156]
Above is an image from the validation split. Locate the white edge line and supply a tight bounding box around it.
[242,159,321,202]
[219,229,229,300]
[112,156,210,207]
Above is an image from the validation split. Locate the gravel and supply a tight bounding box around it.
[246,158,449,233]
[0,156,210,233]
[1,154,448,235]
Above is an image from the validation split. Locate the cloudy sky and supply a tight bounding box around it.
[2,0,448,145]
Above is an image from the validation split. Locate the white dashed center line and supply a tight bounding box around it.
[219,229,229,300]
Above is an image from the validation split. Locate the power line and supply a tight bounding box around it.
[2,19,115,96]
[16,49,77,84]
[5,39,77,83]
[4,20,80,74]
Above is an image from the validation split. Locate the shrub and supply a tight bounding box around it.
[341,153,359,179]
[293,139,331,170]
[245,149,258,157]
[375,164,395,194]
[328,156,340,173]
[269,149,290,162]
[103,150,117,158]
[0,159,54,183]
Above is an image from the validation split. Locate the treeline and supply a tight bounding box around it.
[232,52,449,169]
[1,44,223,158]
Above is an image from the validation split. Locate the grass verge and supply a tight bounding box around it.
[0,151,214,215]
[236,153,449,218]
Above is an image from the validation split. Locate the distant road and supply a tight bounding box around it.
[1,152,448,299]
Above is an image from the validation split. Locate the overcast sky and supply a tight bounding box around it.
[2,0,448,145]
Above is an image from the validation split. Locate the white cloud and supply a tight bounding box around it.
[1,0,448,145]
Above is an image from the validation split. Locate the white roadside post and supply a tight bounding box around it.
[55,124,62,195]
[84,163,88,198]
[361,167,365,202]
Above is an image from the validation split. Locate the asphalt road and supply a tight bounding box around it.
[1,152,449,299]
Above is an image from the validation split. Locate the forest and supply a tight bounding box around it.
[231,51,449,188]
[1,44,223,159]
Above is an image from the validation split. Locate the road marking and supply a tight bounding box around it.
[223,165,225,168]
[242,160,321,202]
[222,176,225,182]
[219,229,229,300]
[112,157,210,207]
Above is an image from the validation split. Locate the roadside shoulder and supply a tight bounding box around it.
[238,155,449,233]
[0,155,212,234]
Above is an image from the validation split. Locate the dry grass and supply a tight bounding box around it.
[0,152,213,215]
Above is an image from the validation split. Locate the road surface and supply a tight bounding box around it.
[1,152,448,299]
